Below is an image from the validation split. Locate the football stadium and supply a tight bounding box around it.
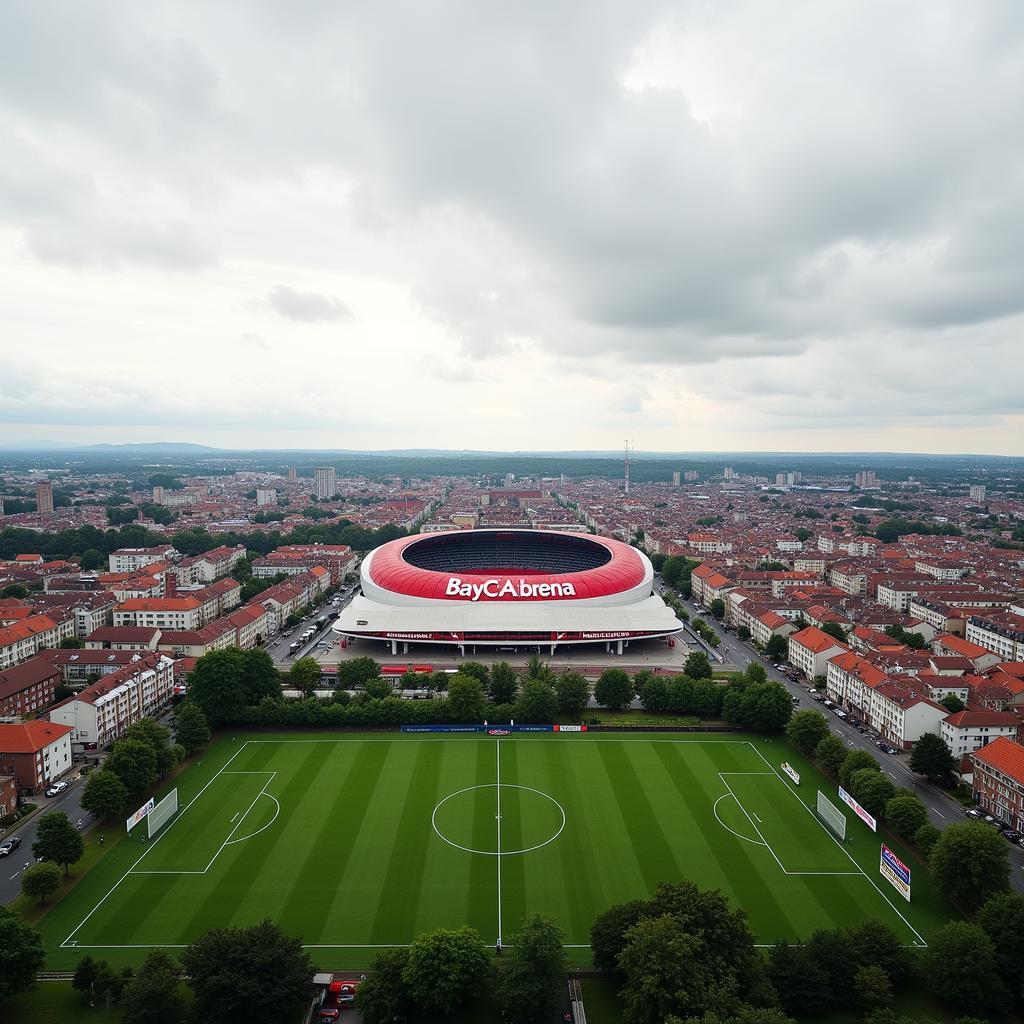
[38,731,950,970]
[333,528,683,655]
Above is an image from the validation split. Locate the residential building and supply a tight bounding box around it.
[0,721,73,794]
[85,626,162,651]
[256,487,277,506]
[113,597,204,631]
[0,774,15,816]
[108,546,177,574]
[966,613,1024,662]
[788,626,849,679]
[0,657,61,720]
[866,683,948,749]
[969,485,987,502]
[48,654,176,748]
[941,711,1020,762]
[35,480,54,515]
[0,614,71,670]
[969,737,1024,830]
[314,467,337,499]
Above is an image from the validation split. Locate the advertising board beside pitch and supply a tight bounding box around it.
[781,762,801,785]
[838,786,877,831]
[879,843,911,901]
[126,797,155,832]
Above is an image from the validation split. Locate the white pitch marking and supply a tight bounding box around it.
[230,812,240,823]
[496,737,503,948]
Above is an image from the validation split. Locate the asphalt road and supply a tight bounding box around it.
[265,590,357,667]
[0,774,96,905]
[703,602,1024,891]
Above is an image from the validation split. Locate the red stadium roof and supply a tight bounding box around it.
[366,530,647,602]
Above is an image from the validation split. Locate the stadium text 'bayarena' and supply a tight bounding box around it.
[334,529,683,656]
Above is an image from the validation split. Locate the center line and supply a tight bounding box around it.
[496,737,503,948]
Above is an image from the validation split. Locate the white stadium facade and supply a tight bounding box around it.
[333,528,683,656]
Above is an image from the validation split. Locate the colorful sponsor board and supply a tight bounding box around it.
[781,762,801,785]
[400,724,557,733]
[838,786,877,831]
[880,843,911,901]
[554,724,588,732]
[125,797,155,832]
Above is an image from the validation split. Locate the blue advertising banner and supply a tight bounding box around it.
[880,843,911,901]
[400,724,556,734]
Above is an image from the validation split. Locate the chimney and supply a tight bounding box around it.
[165,573,177,598]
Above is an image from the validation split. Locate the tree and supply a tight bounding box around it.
[786,710,829,755]
[173,700,211,755]
[744,663,767,685]
[940,692,965,713]
[356,948,410,1024]
[820,621,847,642]
[765,634,788,660]
[496,913,568,1024]
[727,681,793,733]
[32,811,84,876]
[489,662,519,705]
[618,914,702,1024]
[710,598,726,619]
[976,893,1024,1000]
[336,656,381,688]
[909,732,956,783]
[0,907,45,1000]
[640,676,670,712]
[914,822,941,855]
[849,767,895,819]
[838,749,879,789]
[401,926,491,1016]
[595,668,633,709]
[515,678,558,723]
[590,899,647,978]
[22,861,62,903]
[815,734,848,776]
[884,794,928,839]
[123,718,178,777]
[288,656,322,697]
[684,651,713,679]
[923,922,1007,1012]
[846,919,910,984]
[804,927,854,996]
[121,949,185,1024]
[80,547,103,571]
[768,941,832,1016]
[73,955,100,1003]
[182,919,312,1024]
[458,661,490,685]
[188,648,247,726]
[930,822,1011,912]
[81,770,129,822]
[0,583,28,599]
[104,738,159,798]
[555,672,590,718]
[240,649,281,703]
[447,674,486,722]
[60,636,84,649]
[524,655,555,684]
[853,964,892,1010]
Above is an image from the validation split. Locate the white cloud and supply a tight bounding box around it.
[0,1,1021,453]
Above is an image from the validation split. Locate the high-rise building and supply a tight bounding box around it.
[723,466,735,480]
[287,467,297,483]
[684,470,699,482]
[504,473,515,488]
[855,470,878,489]
[256,487,278,507]
[152,485,165,505]
[314,467,337,500]
[35,480,54,514]
[969,484,987,502]
[672,471,681,487]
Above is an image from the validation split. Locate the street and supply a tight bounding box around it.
[0,774,95,905]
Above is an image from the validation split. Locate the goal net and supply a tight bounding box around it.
[816,790,847,840]
[147,789,178,839]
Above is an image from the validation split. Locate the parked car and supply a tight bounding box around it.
[0,836,22,857]
[966,808,984,819]
[45,780,68,797]
[1002,829,1022,844]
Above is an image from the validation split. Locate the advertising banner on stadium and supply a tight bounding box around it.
[880,843,911,901]
[838,787,877,831]
[126,797,155,832]
[781,762,800,785]
[554,725,588,732]
[400,724,557,733]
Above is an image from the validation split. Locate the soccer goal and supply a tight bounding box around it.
[147,789,178,839]
[815,790,847,840]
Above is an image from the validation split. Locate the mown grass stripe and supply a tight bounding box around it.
[368,742,445,943]
[594,742,680,894]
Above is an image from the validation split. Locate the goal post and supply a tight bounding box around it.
[147,788,178,839]
[815,790,847,840]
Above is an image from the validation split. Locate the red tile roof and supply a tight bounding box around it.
[970,737,1024,783]
[0,720,72,752]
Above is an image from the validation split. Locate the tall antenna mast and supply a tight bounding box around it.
[624,440,635,494]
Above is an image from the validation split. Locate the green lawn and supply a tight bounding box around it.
[35,732,953,970]
[3,982,124,1024]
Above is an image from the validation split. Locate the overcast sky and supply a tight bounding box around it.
[1,1,1022,454]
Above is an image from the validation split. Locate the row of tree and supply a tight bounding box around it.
[785,709,1011,913]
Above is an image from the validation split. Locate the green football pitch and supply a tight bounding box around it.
[39,733,950,968]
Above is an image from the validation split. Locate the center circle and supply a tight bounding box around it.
[431,784,566,856]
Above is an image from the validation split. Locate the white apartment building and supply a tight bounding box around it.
[108,546,177,574]
[966,614,1024,662]
[941,711,1019,762]
[314,467,337,499]
[49,654,176,748]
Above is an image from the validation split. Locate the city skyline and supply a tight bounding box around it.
[2,2,1023,455]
